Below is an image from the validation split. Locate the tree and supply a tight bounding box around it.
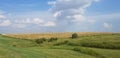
[72,33,78,39]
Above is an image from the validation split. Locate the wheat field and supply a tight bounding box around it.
[5,32,115,39]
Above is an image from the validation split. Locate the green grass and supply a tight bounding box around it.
[0,33,120,58]
[0,35,94,58]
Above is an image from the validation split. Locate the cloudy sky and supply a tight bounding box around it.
[0,0,120,34]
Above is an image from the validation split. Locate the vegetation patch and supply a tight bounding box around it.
[73,47,106,58]
[35,38,47,44]
[71,33,78,39]
[48,37,58,42]
[80,41,120,49]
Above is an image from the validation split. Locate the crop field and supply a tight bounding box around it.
[0,32,120,58]
[5,32,114,39]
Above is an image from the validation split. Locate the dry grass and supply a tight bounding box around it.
[5,32,115,39]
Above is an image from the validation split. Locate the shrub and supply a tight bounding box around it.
[41,38,47,41]
[12,44,17,47]
[48,37,58,42]
[35,39,43,44]
[72,33,78,39]
[35,38,46,44]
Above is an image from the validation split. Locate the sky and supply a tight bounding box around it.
[0,0,120,34]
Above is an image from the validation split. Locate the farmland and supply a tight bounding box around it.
[0,32,120,58]
[6,32,114,39]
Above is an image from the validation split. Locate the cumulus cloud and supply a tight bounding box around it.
[42,21,56,27]
[32,18,44,24]
[104,22,112,29]
[0,15,6,19]
[13,18,56,28]
[47,0,100,32]
[0,16,56,28]
[0,20,11,26]
[32,18,56,27]
[48,0,99,24]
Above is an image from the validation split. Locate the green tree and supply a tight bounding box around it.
[72,33,78,39]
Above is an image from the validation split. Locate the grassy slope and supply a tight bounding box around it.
[0,35,94,58]
[0,33,120,58]
[40,34,120,58]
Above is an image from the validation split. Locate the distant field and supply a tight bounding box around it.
[5,32,116,39]
[0,32,120,58]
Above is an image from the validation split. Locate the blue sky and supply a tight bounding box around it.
[87,0,120,14]
[0,0,120,34]
[0,0,53,12]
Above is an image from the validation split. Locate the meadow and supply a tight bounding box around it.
[0,32,120,58]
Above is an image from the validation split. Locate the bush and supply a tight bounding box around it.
[35,38,46,44]
[48,37,58,42]
[72,33,78,39]
[12,44,17,47]
[41,38,47,41]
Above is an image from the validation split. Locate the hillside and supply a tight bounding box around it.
[0,33,120,58]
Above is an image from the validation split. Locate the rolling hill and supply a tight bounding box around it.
[0,32,120,58]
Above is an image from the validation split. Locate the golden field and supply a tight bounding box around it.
[5,32,116,39]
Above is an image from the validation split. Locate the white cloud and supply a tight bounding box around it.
[31,18,56,27]
[47,0,100,32]
[71,15,85,22]
[32,18,44,24]
[0,20,11,26]
[48,0,99,24]
[42,21,56,27]
[53,11,62,18]
[104,22,112,29]
[12,18,56,27]
[0,15,6,19]
[32,18,56,27]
